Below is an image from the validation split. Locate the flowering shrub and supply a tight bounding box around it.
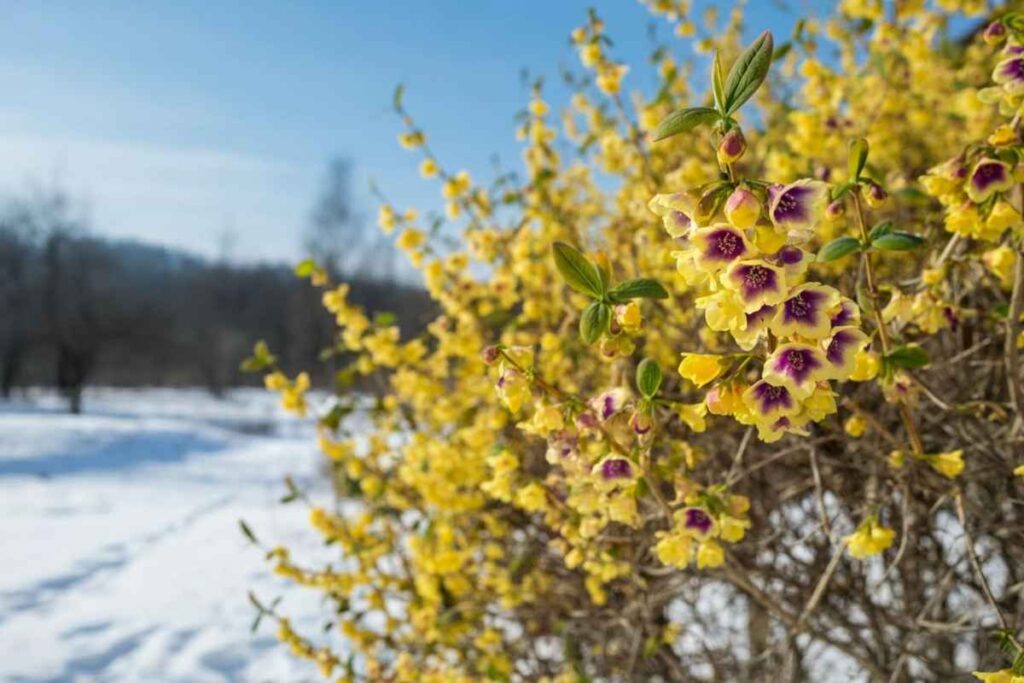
[245,2,1024,680]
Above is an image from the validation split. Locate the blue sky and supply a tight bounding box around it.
[0,1,802,263]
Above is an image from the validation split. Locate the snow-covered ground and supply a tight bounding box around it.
[0,388,338,682]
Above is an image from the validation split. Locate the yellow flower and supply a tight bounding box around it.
[844,414,867,438]
[849,349,880,382]
[677,402,707,433]
[1014,465,1024,477]
[419,159,438,178]
[678,354,725,388]
[973,671,1024,683]
[654,532,692,568]
[595,64,628,95]
[846,518,895,559]
[377,205,396,234]
[988,123,1018,147]
[984,245,1017,290]
[528,98,549,117]
[696,540,725,568]
[928,449,964,479]
[889,450,906,470]
[921,267,945,286]
[398,131,425,149]
[718,515,749,543]
[396,228,425,252]
[515,482,548,512]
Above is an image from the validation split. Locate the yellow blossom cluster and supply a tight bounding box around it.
[244,2,1024,680]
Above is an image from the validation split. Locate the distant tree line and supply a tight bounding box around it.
[0,159,434,413]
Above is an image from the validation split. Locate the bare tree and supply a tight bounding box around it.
[304,158,362,277]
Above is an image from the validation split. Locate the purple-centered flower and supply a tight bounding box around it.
[670,248,707,287]
[768,179,829,239]
[690,225,752,272]
[770,245,809,280]
[723,260,788,313]
[755,415,806,443]
[821,327,870,381]
[743,380,799,422]
[649,192,701,237]
[966,158,1014,203]
[763,343,827,399]
[599,457,633,480]
[682,507,714,537]
[733,304,776,351]
[994,55,1024,96]
[830,297,861,328]
[545,432,579,465]
[590,388,630,421]
[576,412,599,430]
[770,284,841,340]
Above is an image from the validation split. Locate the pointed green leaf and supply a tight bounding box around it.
[712,51,726,112]
[580,301,611,344]
[887,345,929,370]
[636,358,663,399]
[868,221,894,241]
[848,138,869,182]
[294,259,317,277]
[608,278,669,301]
[723,31,774,114]
[872,232,924,251]
[652,106,720,142]
[817,236,862,262]
[239,519,259,545]
[553,241,604,298]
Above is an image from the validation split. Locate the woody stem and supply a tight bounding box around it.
[851,190,925,457]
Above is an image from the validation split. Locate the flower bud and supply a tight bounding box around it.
[615,301,643,334]
[482,346,501,366]
[825,199,846,221]
[724,186,762,230]
[983,21,1007,46]
[629,409,652,437]
[717,128,746,166]
[863,181,888,208]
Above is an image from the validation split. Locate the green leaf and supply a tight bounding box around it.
[887,345,930,370]
[239,357,264,373]
[817,236,861,262]
[723,30,774,115]
[872,231,924,251]
[239,519,259,545]
[831,180,856,201]
[652,106,720,142]
[868,221,894,241]
[294,259,317,277]
[595,256,612,292]
[636,358,663,399]
[697,181,734,221]
[608,278,669,301]
[856,283,875,317]
[393,83,404,110]
[712,51,726,112]
[848,138,869,181]
[552,242,604,298]
[579,302,611,344]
